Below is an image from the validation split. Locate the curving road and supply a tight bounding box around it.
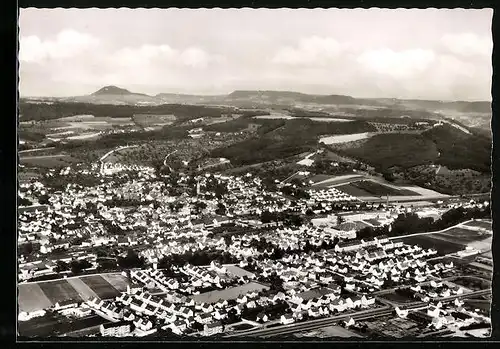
[100,145,139,162]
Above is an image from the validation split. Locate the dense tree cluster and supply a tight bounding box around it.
[19,101,233,122]
[117,249,146,269]
[211,119,375,166]
[40,172,102,191]
[356,205,491,240]
[18,196,33,206]
[158,249,239,269]
[260,210,303,227]
[69,259,93,274]
[422,124,491,173]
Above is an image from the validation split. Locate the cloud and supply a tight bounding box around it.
[357,48,436,79]
[112,44,222,70]
[441,33,492,57]
[272,36,343,66]
[19,29,99,63]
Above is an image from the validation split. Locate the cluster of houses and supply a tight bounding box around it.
[87,287,228,337]
[306,187,358,203]
[419,299,485,330]
[100,162,156,176]
[286,286,376,320]
[238,234,445,297]
[409,278,465,302]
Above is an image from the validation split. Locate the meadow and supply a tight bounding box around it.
[319,132,373,145]
[18,273,129,313]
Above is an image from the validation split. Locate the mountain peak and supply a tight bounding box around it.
[91,86,134,96]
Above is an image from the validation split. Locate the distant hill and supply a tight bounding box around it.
[227,90,362,105]
[155,93,226,104]
[92,86,149,97]
[21,87,491,130]
[376,98,491,114]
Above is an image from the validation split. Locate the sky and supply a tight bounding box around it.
[19,8,492,100]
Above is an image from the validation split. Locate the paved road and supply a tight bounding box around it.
[19,271,125,285]
[20,154,66,160]
[19,147,56,154]
[432,289,491,303]
[388,220,476,240]
[100,145,139,162]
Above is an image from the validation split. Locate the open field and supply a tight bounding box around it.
[100,273,130,291]
[18,170,41,182]
[37,279,82,305]
[204,115,242,125]
[66,277,100,301]
[464,300,492,313]
[192,282,269,304]
[225,265,256,278]
[18,313,108,337]
[80,275,123,299]
[319,132,373,145]
[392,235,465,255]
[310,174,365,188]
[18,273,129,313]
[395,227,492,256]
[452,277,491,292]
[66,132,102,140]
[353,180,419,196]
[313,325,363,338]
[18,283,54,313]
[253,114,352,123]
[462,220,492,230]
[320,150,357,163]
[308,174,336,184]
[432,227,491,244]
[19,154,80,168]
[336,183,373,197]
[336,220,371,231]
[336,180,419,198]
[379,291,415,304]
[133,114,176,125]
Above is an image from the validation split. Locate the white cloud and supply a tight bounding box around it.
[112,44,221,70]
[357,48,436,79]
[272,36,343,66]
[436,54,477,78]
[19,29,99,63]
[441,33,492,57]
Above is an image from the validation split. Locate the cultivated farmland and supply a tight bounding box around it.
[37,279,81,304]
[432,227,491,244]
[101,273,130,291]
[319,132,373,145]
[346,180,419,197]
[19,154,80,168]
[18,273,130,313]
[18,283,53,313]
[392,235,464,255]
[66,277,100,301]
[79,275,122,299]
[463,220,492,230]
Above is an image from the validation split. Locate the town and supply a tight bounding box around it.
[17,7,493,340]
[18,158,492,339]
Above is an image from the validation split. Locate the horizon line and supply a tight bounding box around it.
[19,86,492,104]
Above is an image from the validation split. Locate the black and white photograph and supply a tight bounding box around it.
[17,8,493,339]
